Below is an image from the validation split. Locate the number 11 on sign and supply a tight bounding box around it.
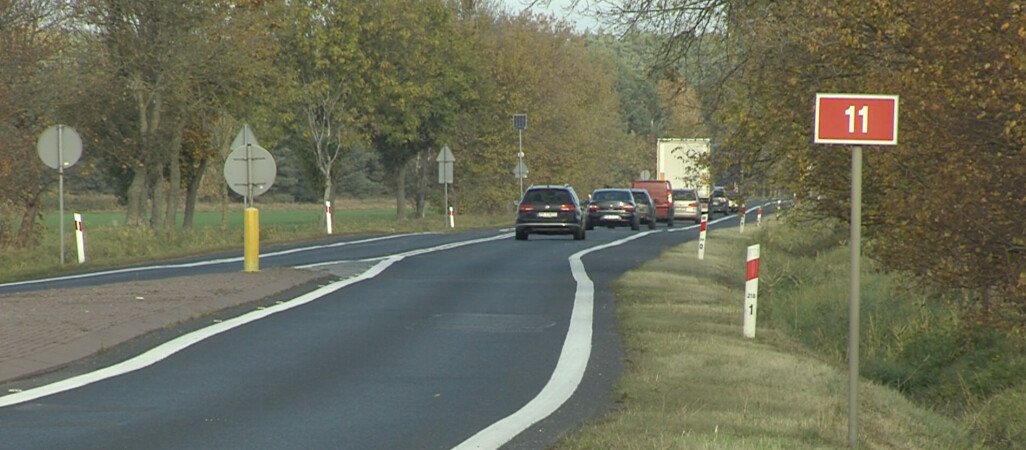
[845,105,868,134]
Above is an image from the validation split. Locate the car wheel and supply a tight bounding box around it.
[648,217,656,229]
[574,227,585,240]
[515,229,528,240]
[668,216,674,227]
[585,221,594,230]
[631,215,641,231]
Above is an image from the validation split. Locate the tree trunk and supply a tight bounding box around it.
[125,168,148,227]
[183,156,209,229]
[14,189,43,249]
[165,123,184,228]
[415,148,428,219]
[395,166,406,221]
[149,161,164,228]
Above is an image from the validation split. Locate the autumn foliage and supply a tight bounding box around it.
[665,0,1026,323]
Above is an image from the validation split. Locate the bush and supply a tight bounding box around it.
[756,215,1026,440]
[973,383,1026,449]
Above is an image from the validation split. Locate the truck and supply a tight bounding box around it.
[656,138,711,200]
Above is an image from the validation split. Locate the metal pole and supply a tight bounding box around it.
[444,164,449,228]
[848,145,862,448]
[58,125,65,265]
[518,129,524,199]
[245,143,253,208]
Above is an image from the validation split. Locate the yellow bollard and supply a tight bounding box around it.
[244,207,259,272]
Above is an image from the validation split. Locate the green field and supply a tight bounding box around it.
[4,201,509,283]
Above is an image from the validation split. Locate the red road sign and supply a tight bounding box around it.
[815,93,899,145]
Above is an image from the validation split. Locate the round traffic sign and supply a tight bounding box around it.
[224,144,277,198]
[37,125,83,170]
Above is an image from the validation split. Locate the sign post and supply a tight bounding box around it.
[37,125,83,265]
[437,145,455,228]
[513,114,527,199]
[224,126,276,272]
[815,93,898,448]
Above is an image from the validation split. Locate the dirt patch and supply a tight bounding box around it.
[0,267,329,383]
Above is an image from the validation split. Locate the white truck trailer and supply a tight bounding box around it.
[656,138,711,199]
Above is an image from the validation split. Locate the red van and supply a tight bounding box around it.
[631,180,675,227]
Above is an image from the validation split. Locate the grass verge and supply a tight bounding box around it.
[2,199,510,283]
[555,216,977,449]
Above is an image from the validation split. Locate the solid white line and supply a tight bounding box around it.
[453,231,651,449]
[0,233,508,408]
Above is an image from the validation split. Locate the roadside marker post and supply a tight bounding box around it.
[757,206,762,227]
[74,213,85,264]
[448,206,455,229]
[739,205,746,233]
[815,92,899,448]
[697,214,708,260]
[325,201,333,235]
[743,244,760,338]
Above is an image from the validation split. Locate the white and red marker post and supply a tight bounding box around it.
[757,206,763,227]
[697,214,708,260]
[739,204,746,233]
[325,200,333,235]
[73,213,85,264]
[448,206,455,228]
[743,244,760,338]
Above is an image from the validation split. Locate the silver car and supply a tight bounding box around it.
[672,188,702,223]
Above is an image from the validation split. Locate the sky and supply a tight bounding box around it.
[498,0,605,32]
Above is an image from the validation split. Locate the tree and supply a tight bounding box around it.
[80,0,278,228]
[0,0,77,249]
[274,0,369,222]
[618,0,1026,322]
[361,0,476,220]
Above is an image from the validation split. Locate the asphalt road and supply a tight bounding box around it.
[0,210,756,449]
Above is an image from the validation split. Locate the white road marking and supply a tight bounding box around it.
[453,231,650,449]
[0,234,507,408]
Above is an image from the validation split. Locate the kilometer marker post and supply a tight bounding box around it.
[743,244,760,338]
[697,214,708,260]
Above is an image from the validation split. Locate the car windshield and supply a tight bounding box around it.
[592,190,630,202]
[674,190,695,199]
[632,191,649,201]
[525,189,572,204]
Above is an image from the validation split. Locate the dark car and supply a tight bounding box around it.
[710,186,730,216]
[515,184,586,240]
[586,188,641,231]
[630,188,658,230]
